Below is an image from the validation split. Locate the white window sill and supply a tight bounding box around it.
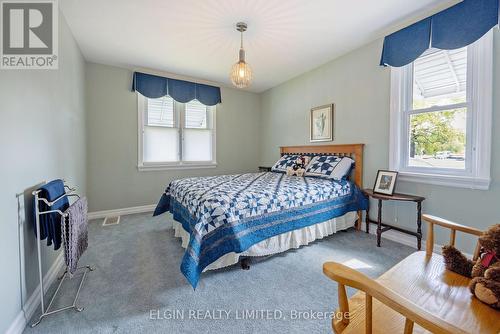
[138,162,217,171]
[397,171,490,190]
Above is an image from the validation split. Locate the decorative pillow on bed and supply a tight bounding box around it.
[305,156,354,180]
[271,154,300,172]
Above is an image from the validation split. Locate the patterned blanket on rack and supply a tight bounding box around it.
[63,197,88,277]
[153,172,368,288]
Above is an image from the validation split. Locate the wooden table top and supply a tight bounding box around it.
[363,189,425,202]
[342,251,500,333]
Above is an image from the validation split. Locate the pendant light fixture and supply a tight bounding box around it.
[230,22,253,89]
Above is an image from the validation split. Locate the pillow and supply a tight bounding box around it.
[332,157,355,180]
[271,154,299,172]
[305,156,354,180]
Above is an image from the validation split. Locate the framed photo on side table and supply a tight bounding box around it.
[373,170,398,195]
[310,104,334,142]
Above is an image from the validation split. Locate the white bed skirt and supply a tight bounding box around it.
[172,211,358,272]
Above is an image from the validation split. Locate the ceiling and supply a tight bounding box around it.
[60,0,458,92]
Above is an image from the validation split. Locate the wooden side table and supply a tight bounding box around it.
[363,189,425,249]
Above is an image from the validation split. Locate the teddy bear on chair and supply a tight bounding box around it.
[442,224,500,309]
[286,156,310,177]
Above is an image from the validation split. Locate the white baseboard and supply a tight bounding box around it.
[5,312,25,334]
[370,226,473,259]
[6,252,64,334]
[366,225,444,253]
[366,225,473,258]
[88,204,156,220]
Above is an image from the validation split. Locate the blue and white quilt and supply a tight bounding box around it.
[153,172,368,288]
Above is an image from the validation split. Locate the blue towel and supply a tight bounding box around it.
[32,179,69,250]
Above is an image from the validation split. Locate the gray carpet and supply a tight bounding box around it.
[24,212,414,334]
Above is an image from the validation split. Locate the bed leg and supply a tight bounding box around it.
[356,210,362,231]
[240,258,250,270]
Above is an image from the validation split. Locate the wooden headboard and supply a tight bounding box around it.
[280,144,364,188]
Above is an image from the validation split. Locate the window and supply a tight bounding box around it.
[408,47,468,170]
[138,94,216,170]
[389,32,493,189]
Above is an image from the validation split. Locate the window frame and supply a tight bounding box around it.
[137,94,217,171]
[389,31,493,190]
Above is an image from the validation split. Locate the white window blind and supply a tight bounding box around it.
[146,96,174,127]
[143,127,179,162]
[143,96,178,163]
[185,100,207,129]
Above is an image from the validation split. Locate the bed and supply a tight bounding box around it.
[153,144,368,288]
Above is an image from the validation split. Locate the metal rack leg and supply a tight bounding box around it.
[34,194,45,314]
[31,265,94,327]
[57,268,67,280]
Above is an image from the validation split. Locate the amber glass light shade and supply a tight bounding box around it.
[230,51,253,89]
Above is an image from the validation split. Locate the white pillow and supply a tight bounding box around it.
[331,157,354,180]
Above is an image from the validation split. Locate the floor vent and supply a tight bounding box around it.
[102,216,120,226]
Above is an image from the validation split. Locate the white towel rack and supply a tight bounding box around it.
[31,182,94,327]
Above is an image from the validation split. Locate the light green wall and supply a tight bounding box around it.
[0,14,87,333]
[259,30,500,252]
[85,63,262,212]
[260,39,390,186]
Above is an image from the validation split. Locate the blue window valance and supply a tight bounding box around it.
[131,72,222,106]
[380,0,499,67]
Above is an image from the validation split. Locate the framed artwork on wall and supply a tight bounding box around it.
[310,104,334,142]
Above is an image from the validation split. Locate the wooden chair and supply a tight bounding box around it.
[323,214,500,334]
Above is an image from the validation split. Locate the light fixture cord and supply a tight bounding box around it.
[239,30,245,62]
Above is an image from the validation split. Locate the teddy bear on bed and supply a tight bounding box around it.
[441,223,500,309]
[286,156,310,177]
